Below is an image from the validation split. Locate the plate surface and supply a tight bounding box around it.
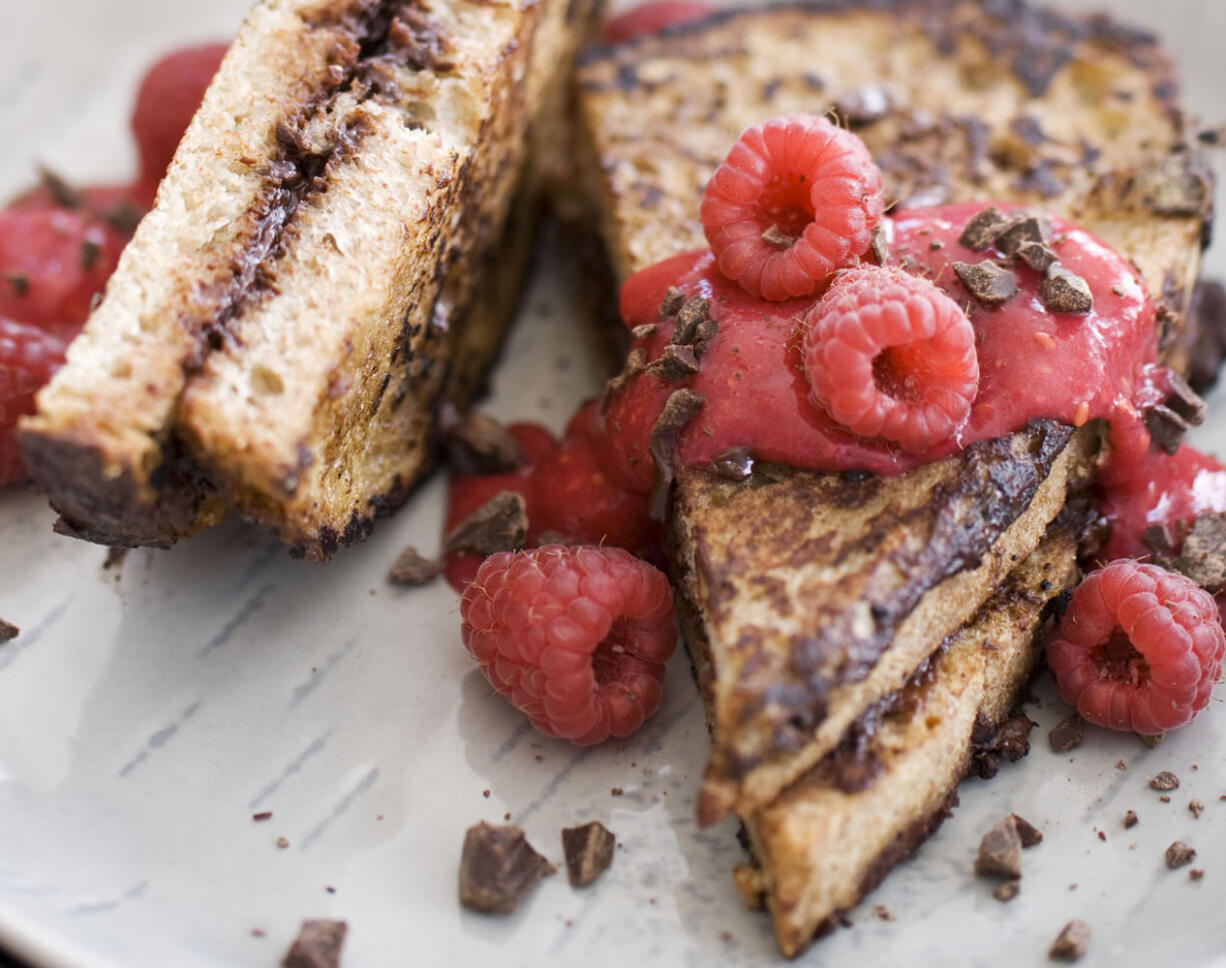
[1,1,1225,966]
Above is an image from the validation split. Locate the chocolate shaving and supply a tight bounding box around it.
[459,822,556,914]
[996,214,1051,259]
[0,619,17,644]
[387,545,443,586]
[444,491,527,556]
[672,296,711,346]
[1017,241,1058,272]
[1048,713,1083,752]
[761,224,797,250]
[975,816,1023,879]
[442,409,524,474]
[561,821,615,887]
[646,344,700,381]
[1049,920,1091,962]
[993,880,1020,902]
[958,206,1012,251]
[710,446,755,481]
[1123,810,1139,829]
[659,286,684,318]
[1172,513,1226,590]
[1150,771,1180,791]
[1165,841,1196,869]
[1010,814,1044,848]
[1040,264,1093,314]
[953,260,1018,306]
[648,389,705,521]
[281,919,347,968]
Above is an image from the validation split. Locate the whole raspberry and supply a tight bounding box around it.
[801,265,979,453]
[601,0,713,44]
[1047,560,1224,735]
[461,546,677,745]
[700,113,884,301]
[1,317,67,484]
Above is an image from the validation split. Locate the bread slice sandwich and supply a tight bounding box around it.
[20,0,600,559]
[573,0,1213,953]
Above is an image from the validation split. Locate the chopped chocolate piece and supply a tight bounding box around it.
[1142,523,1175,558]
[1040,264,1093,314]
[1150,770,1180,791]
[442,410,524,474]
[1048,713,1083,752]
[996,214,1051,258]
[103,200,143,236]
[672,296,711,346]
[761,224,797,250]
[631,323,657,340]
[659,286,685,318]
[276,837,290,848]
[80,238,102,271]
[1139,732,1165,748]
[953,260,1017,306]
[1190,868,1205,881]
[970,711,1033,778]
[1016,241,1058,272]
[0,619,17,644]
[1189,799,1205,819]
[1166,841,1196,869]
[281,919,347,968]
[1116,760,1128,771]
[1010,814,1043,848]
[37,165,84,209]
[253,811,273,822]
[1096,830,1106,842]
[993,880,1020,902]
[387,545,443,586]
[459,822,555,914]
[444,491,528,556]
[1162,371,1207,425]
[1172,513,1226,589]
[648,389,705,521]
[834,85,890,126]
[958,205,1011,251]
[692,317,719,355]
[1135,152,1213,217]
[870,220,893,264]
[646,343,700,381]
[975,816,1023,879]
[710,446,755,481]
[871,904,894,921]
[1049,920,1091,962]
[1123,810,1139,829]
[1187,280,1226,394]
[610,786,624,796]
[561,821,615,887]
[4,272,29,298]
[1160,795,1171,803]
[603,346,647,402]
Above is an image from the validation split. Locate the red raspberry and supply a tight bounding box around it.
[1047,560,1224,735]
[601,0,713,44]
[0,208,126,333]
[461,546,677,745]
[700,114,884,301]
[801,265,979,453]
[131,44,229,198]
[1,317,67,485]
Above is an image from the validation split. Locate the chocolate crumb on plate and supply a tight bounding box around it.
[459,822,556,914]
[561,821,616,887]
[1171,512,1226,588]
[1123,810,1139,829]
[953,260,1018,306]
[1160,795,1171,803]
[610,787,624,797]
[441,408,524,475]
[1139,732,1165,748]
[277,837,290,849]
[1166,841,1196,869]
[871,904,894,921]
[1096,830,1106,842]
[253,811,273,822]
[1010,814,1044,848]
[387,545,444,587]
[444,491,528,556]
[1190,869,1205,881]
[1049,920,1091,962]
[0,620,17,644]
[993,881,1020,902]
[1040,264,1093,314]
[958,206,1012,250]
[281,919,347,968]
[1189,799,1205,819]
[1116,760,1128,771]
[1150,771,1180,791]
[975,816,1023,879]
[1049,713,1083,752]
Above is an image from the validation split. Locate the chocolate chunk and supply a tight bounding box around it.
[1049,920,1091,962]
[710,446,755,481]
[253,811,273,821]
[103,200,143,236]
[1142,523,1175,558]
[659,286,684,318]
[646,343,700,381]
[459,822,555,914]
[0,619,17,644]
[1189,799,1205,819]
[761,224,797,250]
[1123,810,1139,829]
[958,206,1012,251]
[1048,713,1083,752]
[387,545,443,586]
[691,317,719,355]
[1040,264,1093,314]
[993,880,1020,902]
[603,346,647,402]
[80,238,102,271]
[37,165,84,209]
[996,214,1051,258]
[953,260,1017,306]
[444,491,528,556]
[631,323,657,341]
[672,296,711,346]
[1164,371,1208,425]
[5,272,29,298]
[1150,770,1180,791]
[281,919,347,968]
[1010,814,1043,848]
[870,220,893,265]
[834,85,890,126]
[1166,841,1196,869]
[1144,372,1207,456]
[1017,241,1058,272]
[561,821,615,887]
[975,816,1023,879]
[1172,513,1226,589]
[970,711,1033,778]
[442,409,524,474]
[648,389,705,521]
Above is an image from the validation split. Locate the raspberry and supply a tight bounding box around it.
[131,44,229,197]
[601,0,713,44]
[1047,560,1224,735]
[461,546,677,745]
[700,114,884,300]
[1,317,67,484]
[801,265,979,453]
[0,208,126,333]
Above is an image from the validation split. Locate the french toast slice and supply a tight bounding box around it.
[20,0,599,558]
[575,0,1211,821]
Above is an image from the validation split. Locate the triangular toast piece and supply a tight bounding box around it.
[20,0,598,558]
[575,0,1210,821]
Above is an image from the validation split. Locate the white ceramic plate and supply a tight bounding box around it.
[2,1,1225,966]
